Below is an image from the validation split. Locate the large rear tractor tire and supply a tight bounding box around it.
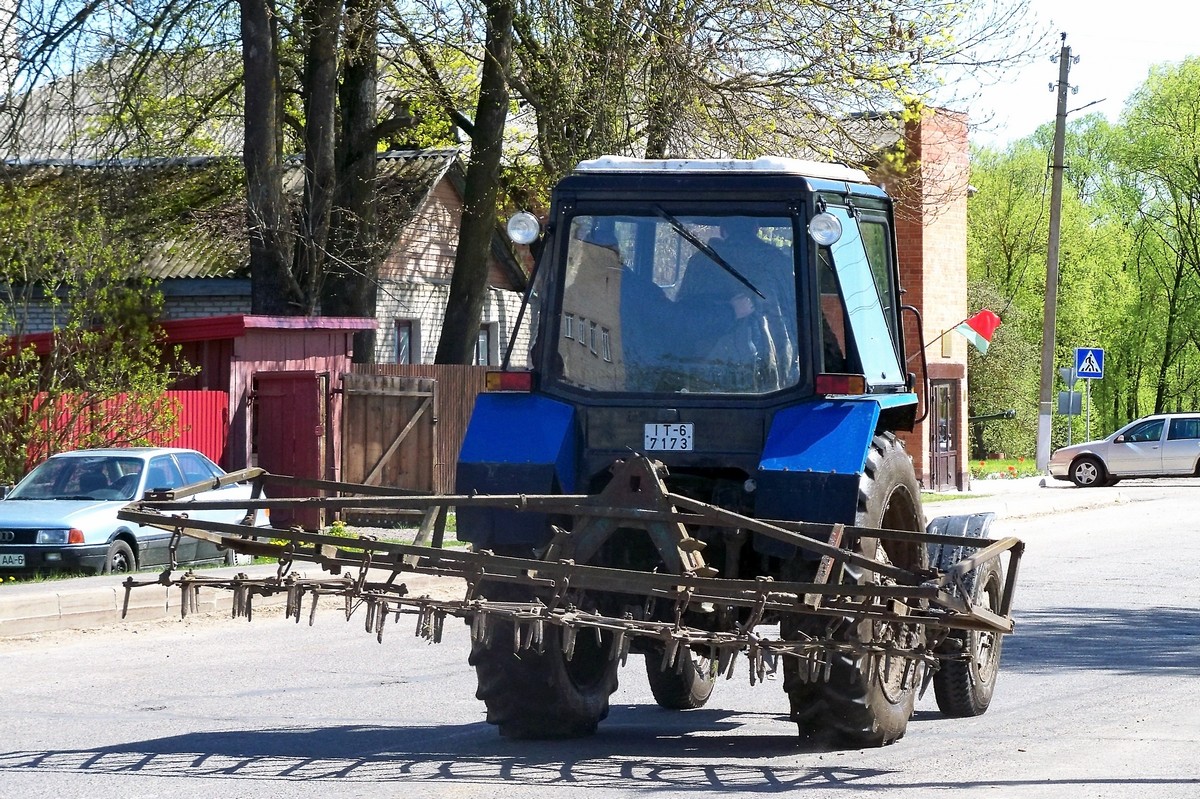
[644,648,716,710]
[469,584,620,739]
[782,433,927,748]
[933,557,1005,717]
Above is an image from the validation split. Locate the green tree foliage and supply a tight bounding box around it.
[0,182,192,484]
[966,55,1200,458]
[1111,58,1200,416]
[5,0,1047,364]
[967,117,1133,456]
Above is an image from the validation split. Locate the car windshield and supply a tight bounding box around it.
[7,456,146,501]
[554,213,800,394]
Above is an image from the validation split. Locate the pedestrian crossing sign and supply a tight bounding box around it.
[1075,347,1104,380]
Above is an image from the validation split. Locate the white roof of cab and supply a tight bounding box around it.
[574,156,871,184]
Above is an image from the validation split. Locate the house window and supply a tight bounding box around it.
[588,321,597,355]
[601,328,612,362]
[395,319,418,364]
[563,313,575,340]
[474,326,491,366]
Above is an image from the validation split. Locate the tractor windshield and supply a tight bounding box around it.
[554,213,800,394]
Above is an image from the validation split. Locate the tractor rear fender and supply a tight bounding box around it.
[754,398,894,558]
[456,393,578,550]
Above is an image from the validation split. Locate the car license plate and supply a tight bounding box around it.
[0,553,24,568]
[644,423,693,451]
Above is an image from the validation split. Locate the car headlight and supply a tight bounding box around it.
[36,528,84,544]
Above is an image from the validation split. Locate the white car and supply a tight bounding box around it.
[1048,413,1200,487]
[0,447,264,575]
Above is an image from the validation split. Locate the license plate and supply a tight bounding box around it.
[644,423,693,451]
[0,553,24,568]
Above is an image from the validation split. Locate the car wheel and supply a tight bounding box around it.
[1070,456,1105,488]
[102,540,137,574]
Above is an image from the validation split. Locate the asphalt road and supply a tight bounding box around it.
[1,478,1198,798]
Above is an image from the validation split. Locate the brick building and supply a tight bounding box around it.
[884,109,972,491]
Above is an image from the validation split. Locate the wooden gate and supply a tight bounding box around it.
[253,370,327,530]
[340,373,437,525]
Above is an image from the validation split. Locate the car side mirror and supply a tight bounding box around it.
[0,485,10,499]
[1114,434,1126,443]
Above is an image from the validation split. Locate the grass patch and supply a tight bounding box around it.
[922,492,979,504]
[970,456,1039,480]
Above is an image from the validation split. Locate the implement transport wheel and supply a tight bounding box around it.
[644,648,716,710]
[782,433,927,748]
[933,557,1005,717]
[469,586,619,739]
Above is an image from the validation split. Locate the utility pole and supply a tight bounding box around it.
[1036,33,1074,473]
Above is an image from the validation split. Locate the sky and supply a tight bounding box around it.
[968,0,1200,146]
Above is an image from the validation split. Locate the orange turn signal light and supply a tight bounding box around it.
[485,371,534,392]
[815,373,867,395]
[68,528,85,544]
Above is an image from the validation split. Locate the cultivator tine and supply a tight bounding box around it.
[661,638,680,672]
[611,629,630,665]
[431,609,447,644]
[375,603,388,644]
[562,624,578,660]
[716,646,735,678]
[308,591,320,626]
[365,598,377,635]
[286,582,301,622]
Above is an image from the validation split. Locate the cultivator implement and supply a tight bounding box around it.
[118,455,1022,686]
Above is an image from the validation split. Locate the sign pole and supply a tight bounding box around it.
[1086,379,1092,441]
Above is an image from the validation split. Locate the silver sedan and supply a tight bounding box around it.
[1049,412,1200,487]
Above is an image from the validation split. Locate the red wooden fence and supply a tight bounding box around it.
[28,390,229,467]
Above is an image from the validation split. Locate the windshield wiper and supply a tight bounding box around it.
[652,206,764,299]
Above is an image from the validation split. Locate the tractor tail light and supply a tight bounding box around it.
[485,371,535,392]
[815,373,867,396]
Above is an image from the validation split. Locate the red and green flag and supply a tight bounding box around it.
[955,309,1002,354]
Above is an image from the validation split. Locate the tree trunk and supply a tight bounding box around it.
[1153,255,1186,412]
[435,0,513,365]
[294,0,342,315]
[325,0,381,362]
[241,0,299,315]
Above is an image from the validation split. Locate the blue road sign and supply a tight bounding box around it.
[1075,347,1104,379]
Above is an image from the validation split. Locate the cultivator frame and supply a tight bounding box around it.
[118,455,1022,683]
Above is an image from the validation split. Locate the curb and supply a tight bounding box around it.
[0,565,288,636]
[0,564,467,638]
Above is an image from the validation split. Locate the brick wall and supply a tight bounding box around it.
[882,109,971,490]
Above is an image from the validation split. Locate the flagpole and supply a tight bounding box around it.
[906,315,972,363]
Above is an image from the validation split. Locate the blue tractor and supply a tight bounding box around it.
[120,157,1020,751]
[455,157,1016,746]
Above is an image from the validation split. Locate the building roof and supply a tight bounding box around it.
[0,149,516,282]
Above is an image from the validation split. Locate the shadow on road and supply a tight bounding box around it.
[1002,605,1200,673]
[3,711,1198,793]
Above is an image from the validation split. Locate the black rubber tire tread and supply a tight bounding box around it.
[783,432,927,748]
[644,649,716,710]
[1070,456,1106,488]
[469,583,619,739]
[933,558,1005,717]
[102,539,136,575]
